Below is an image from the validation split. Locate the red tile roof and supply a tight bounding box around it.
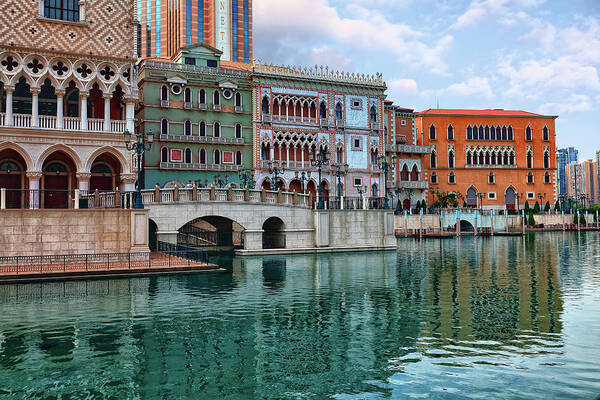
[417,109,554,117]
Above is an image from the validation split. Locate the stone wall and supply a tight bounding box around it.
[0,209,149,257]
[316,210,396,248]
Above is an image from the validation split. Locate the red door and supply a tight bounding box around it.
[44,175,69,208]
[1,174,22,208]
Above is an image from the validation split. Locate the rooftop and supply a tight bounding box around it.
[417,109,557,118]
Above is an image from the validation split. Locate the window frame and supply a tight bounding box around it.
[43,0,80,22]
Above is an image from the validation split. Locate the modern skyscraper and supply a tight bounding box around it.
[137,0,252,62]
[556,147,578,195]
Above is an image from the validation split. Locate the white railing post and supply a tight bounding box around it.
[74,189,80,209]
[0,188,5,209]
[340,195,344,210]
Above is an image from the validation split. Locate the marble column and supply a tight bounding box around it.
[125,100,135,133]
[30,87,40,128]
[76,172,91,192]
[120,173,136,192]
[4,86,14,126]
[55,89,65,129]
[103,93,112,132]
[80,91,89,131]
[26,171,42,209]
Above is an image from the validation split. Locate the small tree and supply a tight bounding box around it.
[573,214,579,225]
[528,213,536,226]
[580,213,587,225]
[524,201,530,212]
[544,201,551,212]
[555,201,561,212]
[463,201,467,208]
[533,201,541,214]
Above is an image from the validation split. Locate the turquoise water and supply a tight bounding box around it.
[1,232,599,399]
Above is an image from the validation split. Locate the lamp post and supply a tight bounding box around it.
[377,154,396,209]
[124,128,154,209]
[394,188,402,215]
[332,163,349,197]
[477,191,486,211]
[213,174,228,188]
[267,160,286,191]
[238,169,255,189]
[309,149,330,209]
[537,192,546,214]
[294,170,311,193]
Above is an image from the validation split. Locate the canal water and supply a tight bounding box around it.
[0,232,599,399]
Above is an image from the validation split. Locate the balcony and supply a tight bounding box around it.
[235,106,243,113]
[388,180,429,190]
[199,103,208,110]
[261,160,313,170]
[271,115,318,125]
[159,134,244,144]
[466,164,517,169]
[385,143,431,154]
[335,119,345,129]
[160,100,169,108]
[320,118,329,127]
[262,113,272,123]
[160,162,243,171]
[213,104,221,111]
[0,113,126,134]
[184,102,192,109]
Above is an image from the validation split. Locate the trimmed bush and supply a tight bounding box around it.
[574,214,579,225]
[528,213,536,226]
[555,201,561,212]
[580,214,587,225]
[524,201,530,212]
[544,201,551,212]
[533,201,541,214]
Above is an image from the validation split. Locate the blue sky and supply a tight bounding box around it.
[254,0,600,160]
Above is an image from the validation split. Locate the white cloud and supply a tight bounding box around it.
[440,77,494,99]
[307,46,352,71]
[254,0,454,74]
[538,94,592,114]
[452,0,545,29]
[388,79,419,98]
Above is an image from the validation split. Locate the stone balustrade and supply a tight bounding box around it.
[0,112,126,134]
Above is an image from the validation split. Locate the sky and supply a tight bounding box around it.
[253,0,600,160]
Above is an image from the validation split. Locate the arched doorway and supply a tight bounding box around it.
[505,187,516,211]
[261,178,272,190]
[466,187,477,208]
[321,180,329,199]
[263,217,286,249]
[403,199,410,210]
[460,220,474,232]
[0,150,27,209]
[148,219,158,251]
[42,151,76,209]
[179,216,245,249]
[89,152,122,191]
[289,179,303,193]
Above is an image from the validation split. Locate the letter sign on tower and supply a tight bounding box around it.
[214,0,231,61]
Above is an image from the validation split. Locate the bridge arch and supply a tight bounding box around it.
[178,215,245,248]
[262,217,286,249]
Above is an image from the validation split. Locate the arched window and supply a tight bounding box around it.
[410,165,419,181]
[502,126,507,140]
[336,149,343,164]
[430,152,437,168]
[544,171,550,183]
[161,147,168,162]
[490,125,496,140]
[503,152,509,165]
[473,151,478,165]
[509,152,515,165]
[213,122,220,137]
[496,125,501,139]
[161,85,168,101]
[430,172,438,184]
[184,87,191,103]
[235,151,242,165]
[261,96,269,114]
[235,92,242,108]
[214,150,221,164]
[235,123,242,138]
[489,172,495,184]
[199,89,206,105]
[491,152,496,165]
[448,172,455,184]
[401,165,409,181]
[320,102,327,118]
[429,124,436,140]
[467,125,473,140]
[508,126,513,140]
[370,106,377,122]
[213,90,220,105]
[161,118,168,135]
[199,149,206,164]
[527,172,534,183]
[448,150,455,168]
[485,125,490,140]
[479,152,484,165]
[185,148,192,164]
[371,183,378,197]
[199,121,206,136]
[485,151,490,165]
[467,151,472,165]
[543,126,549,141]
[526,126,532,141]
[544,151,550,168]
[335,102,343,120]
[479,125,484,140]
[447,125,454,140]
[527,151,533,169]
[184,120,192,136]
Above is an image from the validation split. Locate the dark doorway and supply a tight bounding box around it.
[262,217,286,249]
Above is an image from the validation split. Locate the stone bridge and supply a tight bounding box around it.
[142,187,396,253]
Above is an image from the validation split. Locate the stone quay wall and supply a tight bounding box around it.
[0,209,149,257]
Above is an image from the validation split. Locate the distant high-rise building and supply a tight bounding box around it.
[557,147,578,195]
[581,159,598,205]
[137,0,252,62]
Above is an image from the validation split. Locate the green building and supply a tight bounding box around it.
[137,43,253,188]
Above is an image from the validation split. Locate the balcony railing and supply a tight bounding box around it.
[270,115,318,125]
[466,164,517,169]
[235,106,243,113]
[213,104,221,111]
[199,103,208,110]
[159,134,244,144]
[388,180,429,189]
[0,113,126,133]
[184,102,192,109]
[160,100,169,108]
[385,143,432,154]
[160,162,243,171]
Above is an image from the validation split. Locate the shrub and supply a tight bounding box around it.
[524,201,530,212]
[574,214,579,225]
[533,201,541,214]
[580,214,587,225]
[528,213,536,226]
[544,201,551,212]
[555,201,561,212]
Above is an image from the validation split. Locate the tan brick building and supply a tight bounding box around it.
[0,0,138,209]
[417,109,557,211]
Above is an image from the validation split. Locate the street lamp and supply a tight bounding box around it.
[267,160,286,191]
[332,162,349,197]
[294,170,311,193]
[124,128,154,209]
[477,191,486,211]
[238,169,255,189]
[213,174,228,188]
[537,192,546,214]
[377,153,396,209]
[309,149,330,209]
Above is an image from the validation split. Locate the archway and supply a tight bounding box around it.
[403,198,410,210]
[505,187,516,211]
[289,179,303,193]
[321,180,329,199]
[261,178,272,190]
[466,187,477,208]
[460,220,474,232]
[89,152,122,191]
[42,151,76,208]
[0,149,27,208]
[179,216,245,248]
[149,219,158,251]
[263,217,286,249]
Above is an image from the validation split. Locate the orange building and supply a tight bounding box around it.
[416,109,557,211]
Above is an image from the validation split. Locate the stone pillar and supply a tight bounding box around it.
[0,188,5,209]
[31,87,40,128]
[76,172,91,192]
[56,89,65,129]
[490,210,494,236]
[269,146,274,161]
[26,171,42,209]
[103,93,112,132]
[243,230,263,250]
[80,91,89,131]
[5,86,14,126]
[126,100,135,133]
[120,173,136,193]
[78,0,86,21]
